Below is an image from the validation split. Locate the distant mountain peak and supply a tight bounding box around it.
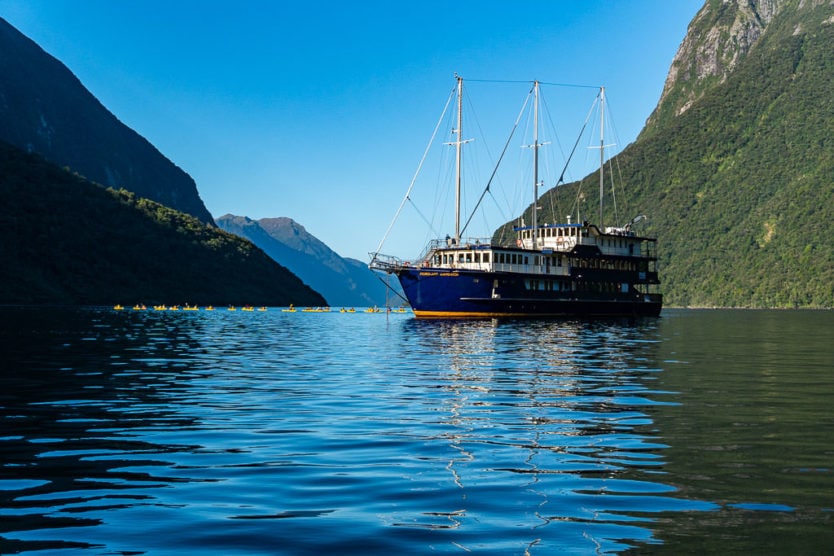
[216,214,394,307]
[257,217,327,256]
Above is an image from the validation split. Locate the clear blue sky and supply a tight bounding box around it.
[0,0,701,261]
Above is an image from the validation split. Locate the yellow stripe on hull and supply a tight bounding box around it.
[412,310,534,318]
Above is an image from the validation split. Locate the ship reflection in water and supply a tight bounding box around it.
[1,307,832,554]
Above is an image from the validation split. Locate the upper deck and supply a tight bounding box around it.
[375,222,658,279]
[512,222,656,258]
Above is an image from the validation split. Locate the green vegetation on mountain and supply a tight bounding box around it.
[0,141,326,306]
[500,0,834,308]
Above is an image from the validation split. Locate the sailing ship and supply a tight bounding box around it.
[370,77,662,318]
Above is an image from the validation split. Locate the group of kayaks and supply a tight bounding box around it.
[113,304,267,312]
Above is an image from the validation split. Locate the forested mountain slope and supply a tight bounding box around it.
[503,0,834,308]
[0,141,325,307]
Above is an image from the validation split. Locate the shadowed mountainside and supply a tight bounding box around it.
[0,141,325,306]
[0,16,214,224]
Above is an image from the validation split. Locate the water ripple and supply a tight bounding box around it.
[2,307,831,554]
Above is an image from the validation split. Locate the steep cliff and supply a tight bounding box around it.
[0,17,214,224]
[644,0,825,133]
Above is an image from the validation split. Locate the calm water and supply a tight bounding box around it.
[0,307,831,554]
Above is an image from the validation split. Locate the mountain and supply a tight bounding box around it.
[216,215,393,307]
[0,140,325,307]
[0,17,214,224]
[502,0,834,308]
[644,0,783,133]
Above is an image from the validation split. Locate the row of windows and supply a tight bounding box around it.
[573,258,643,271]
[519,228,638,250]
[524,280,632,294]
[435,251,643,272]
[603,238,634,249]
[436,252,540,265]
[519,227,585,240]
[436,252,492,264]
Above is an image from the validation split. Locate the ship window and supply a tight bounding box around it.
[466,253,472,263]
[483,253,490,263]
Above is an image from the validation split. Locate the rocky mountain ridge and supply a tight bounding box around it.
[645,0,823,132]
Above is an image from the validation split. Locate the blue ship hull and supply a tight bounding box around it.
[397,267,662,318]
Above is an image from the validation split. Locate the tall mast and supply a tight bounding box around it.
[454,75,463,244]
[599,86,605,229]
[532,80,540,249]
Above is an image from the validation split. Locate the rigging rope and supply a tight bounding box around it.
[373,86,456,256]
[570,91,603,220]
[460,85,533,236]
[373,79,605,256]
[374,272,409,303]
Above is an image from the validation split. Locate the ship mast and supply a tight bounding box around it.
[599,86,605,229]
[532,80,540,249]
[454,75,463,244]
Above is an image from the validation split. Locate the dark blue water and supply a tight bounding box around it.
[1,307,832,554]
